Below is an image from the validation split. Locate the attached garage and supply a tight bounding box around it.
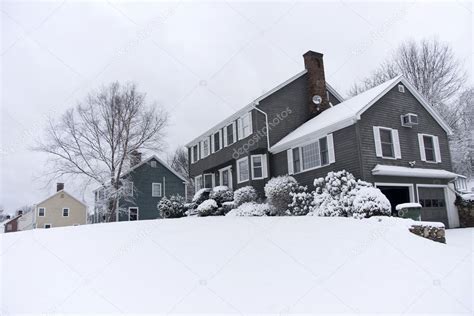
[417,186,449,227]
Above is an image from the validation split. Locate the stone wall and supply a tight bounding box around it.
[409,224,446,243]
[455,195,474,228]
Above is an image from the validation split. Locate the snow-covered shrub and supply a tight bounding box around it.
[209,186,233,205]
[312,170,360,217]
[221,201,236,214]
[197,199,218,217]
[264,176,298,215]
[192,188,211,204]
[233,186,258,206]
[287,185,313,216]
[352,187,391,219]
[226,202,272,217]
[158,195,186,218]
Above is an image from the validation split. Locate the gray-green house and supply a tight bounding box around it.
[94,155,187,222]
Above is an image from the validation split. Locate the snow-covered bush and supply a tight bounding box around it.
[197,199,218,217]
[221,201,236,214]
[226,202,272,217]
[287,185,313,216]
[192,188,211,205]
[264,175,298,215]
[158,195,186,218]
[209,186,233,205]
[352,187,391,219]
[312,170,360,217]
[234,186,258,206]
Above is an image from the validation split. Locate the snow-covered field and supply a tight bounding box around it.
[1,217,472,314]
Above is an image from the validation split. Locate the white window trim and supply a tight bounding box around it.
[152,182,162,197]
[128,207,139,221]
[219,166,233,189]
[44,223,52,229]
[62,208,70,217]
[418,133,441,163]
[191,144,199,164]
[236,157,250,184]
[251,154,268,180]
[195,175,203,191]
[211,130,223,153]
[38,207,46,217]
[223,122,237,147]
[289,135,334,175]
[150,160,157,168]
[373,126,401,159]
[203,173,215,188]
[200,137,210,158]
[237,112,253,141]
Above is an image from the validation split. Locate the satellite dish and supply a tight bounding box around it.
[312,95,322,105]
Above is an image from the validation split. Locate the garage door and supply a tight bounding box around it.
[418,187,449,227]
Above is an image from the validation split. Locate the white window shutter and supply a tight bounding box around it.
[392,129,401,159]
[373,127,382,157]
[433,136,442,163]
[418,134,426,161]
[211,135,215,153]
[223,127,228,147]
[248,111,253,135]
[287,149,294,175]
[219,130,223,148]
[262,154,268,178]
[327,133,335,164]
[200,141,204,158]
[237,118,243,140]
[191,147,194,163]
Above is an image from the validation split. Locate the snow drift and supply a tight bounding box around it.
[1,217,472,314]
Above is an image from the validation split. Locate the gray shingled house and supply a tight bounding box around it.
[186,50,463,228]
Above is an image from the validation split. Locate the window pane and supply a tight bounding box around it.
[222,170,229,186]
[302,142,320,170]
[423,136,435,161]
[204,175,213,188]
[252,156,263,178]
[214,133,220,151]
[193,146,198,161]
[227,125,234,145]
[380,129,394,157]
[319,137,329,165]
[293,148,300,173]
[239,159,249,182]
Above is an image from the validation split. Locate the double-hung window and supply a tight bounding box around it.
[418,133,441,163]
[373,127,401,159]
[38,207,45,217]
[224,122,236,146]
[201,138,210,158]
[288,135,334,174]
[203,174,214,188]
[212,131,222,153]
[62,208,69,217]
[195,175,203,191]
[152,183,162,197]
[237,157,250,183]
[219,167,232,189]
[238,112,252,140]
[251,155,267,180]
[191,144,199,163]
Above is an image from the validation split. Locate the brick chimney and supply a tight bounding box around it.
[56,183,64,192]
[130,150,142,167]
[303,51,329,116]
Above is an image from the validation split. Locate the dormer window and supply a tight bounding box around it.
[401,113,418,127]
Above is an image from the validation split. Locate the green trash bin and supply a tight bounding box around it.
[396,203,422,221]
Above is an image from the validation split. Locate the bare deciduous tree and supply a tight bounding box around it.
[36,82,168,221]
[168,146,194,199]
[350,38,466,111]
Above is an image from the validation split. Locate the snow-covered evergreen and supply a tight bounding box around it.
[226,202,272,217]
[197,199,218,217]
[287,185,313,216]
[209,186,233,205]
[352,187,391,219]
[264,175,297,215]
[233,186,258,206]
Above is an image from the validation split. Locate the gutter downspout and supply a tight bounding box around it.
[251,102,270,150]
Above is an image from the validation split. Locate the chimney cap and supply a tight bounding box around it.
[303,50,324,58]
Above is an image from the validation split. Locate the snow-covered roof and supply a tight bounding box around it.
[372,165,458,179]
[185,70,344,147]
[270,75,453,153]
[121,155,187,183]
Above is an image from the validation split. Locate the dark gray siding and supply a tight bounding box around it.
[119,158,186,221]
[271,125,362,189]
[357,83,452,183]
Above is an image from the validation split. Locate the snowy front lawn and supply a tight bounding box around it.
[1,217,472,314]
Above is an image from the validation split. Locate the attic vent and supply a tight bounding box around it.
[401,113,418,127]
[150,161,157,168]
[398,84,405,93]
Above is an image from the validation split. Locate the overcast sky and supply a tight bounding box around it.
[1,0,472,213]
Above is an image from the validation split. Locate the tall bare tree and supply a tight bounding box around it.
[36,82,168,221]
[168,146,194,199]
[350,38,466,114]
